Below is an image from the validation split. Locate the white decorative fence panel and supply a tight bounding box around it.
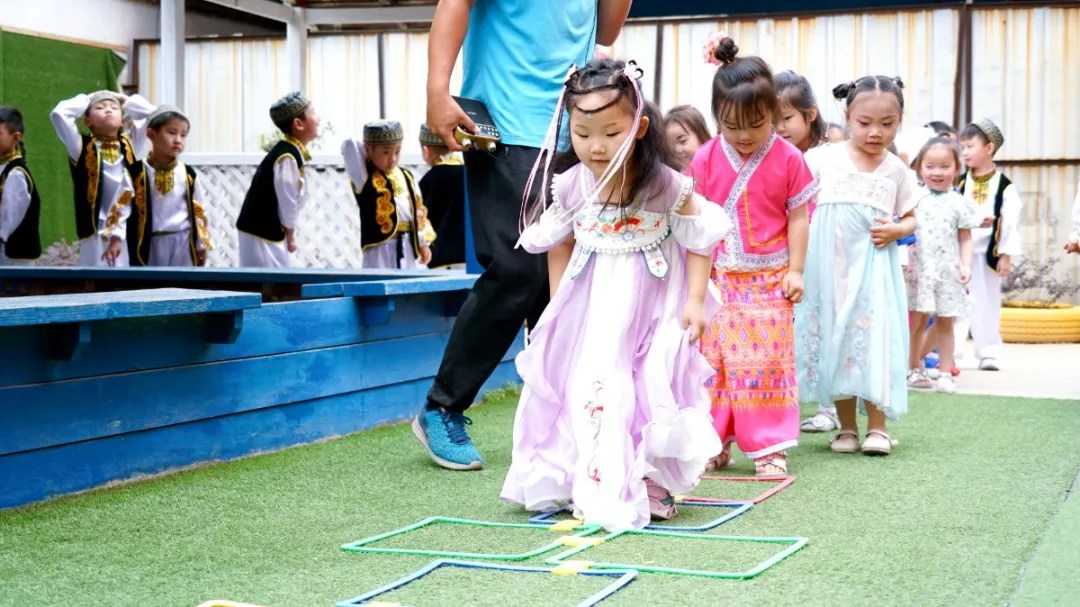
[187,153,428,268]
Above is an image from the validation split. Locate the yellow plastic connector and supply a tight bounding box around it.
[559,536,605,548]
[549,519,585,532]
[557,557,591,570]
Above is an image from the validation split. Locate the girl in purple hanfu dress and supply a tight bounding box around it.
[499,59,732,532]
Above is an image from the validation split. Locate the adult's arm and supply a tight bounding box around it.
[597,0,633,46]
[426,0,476,151]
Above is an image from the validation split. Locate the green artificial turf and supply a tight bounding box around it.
[1,389,1078,607]
[1008,472,1080,607]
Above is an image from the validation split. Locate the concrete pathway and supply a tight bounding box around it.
[952,342,1080,400]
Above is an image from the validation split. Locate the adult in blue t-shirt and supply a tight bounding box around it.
[416,0,631,471]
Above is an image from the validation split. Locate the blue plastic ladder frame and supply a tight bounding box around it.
[341,516,601,561]
[528,500,754,532]
[335,558,637,607]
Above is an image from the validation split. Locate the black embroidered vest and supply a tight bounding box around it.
[355,165,423,258]
[0,157,42,260]
[236,140,305,242]
[69,134,135,239]
[419,163,466,268]
[128,161,201,266]
[959,172,1012,270]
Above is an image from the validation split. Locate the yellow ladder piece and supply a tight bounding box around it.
[549,519,585,532]
[559,536,605,548]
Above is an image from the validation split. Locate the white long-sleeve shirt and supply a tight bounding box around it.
[145,161,211,251]
[962,171,1023,257]
[100,170,134,242]
[0,160,32,243]
[340,138,431,245]
[50,94,150,241]
[274,154,306,231]
[341,138,369,192]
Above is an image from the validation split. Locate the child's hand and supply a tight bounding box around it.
[283,227,298,253]
[196,250,208,266]
[959,265,971,284]
[1065,241,1080,254]
[996,254,1012,277]
[782,270,804,303]
[979,216,995,229]
[869,217,904,248]
[102,237,122,267]
[419,246,433,266]
[682,299,707,343]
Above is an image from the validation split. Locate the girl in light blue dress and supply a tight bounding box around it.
[795,76,916,456]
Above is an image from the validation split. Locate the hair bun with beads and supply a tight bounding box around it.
[832,81,855,101]
[714,37,739,65]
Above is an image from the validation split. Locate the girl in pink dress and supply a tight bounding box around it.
[500,59,732,532]
[691,35,816,477]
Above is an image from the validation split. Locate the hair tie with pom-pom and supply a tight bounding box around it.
[702,31,727,66]
[622,60,644,81]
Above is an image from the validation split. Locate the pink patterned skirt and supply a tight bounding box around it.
[701,267,799,458]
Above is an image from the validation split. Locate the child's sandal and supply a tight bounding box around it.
[645,478,678,520]
[753,453,787,477]
[830,429,859,453]
[861,429,892,455]
[704,446,732,472]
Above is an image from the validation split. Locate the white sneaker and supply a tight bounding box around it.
[978,358,1000,371]
[800,410,840,433]
[926,367,941,380]
[935,376,957,393]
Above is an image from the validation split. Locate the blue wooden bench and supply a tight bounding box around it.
[0,288,262,360]
[0,267,439,301]
[300,275,477,325]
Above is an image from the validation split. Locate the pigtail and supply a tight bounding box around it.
[832,82,856,102]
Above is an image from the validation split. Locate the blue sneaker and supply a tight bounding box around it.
[412,407,484,470]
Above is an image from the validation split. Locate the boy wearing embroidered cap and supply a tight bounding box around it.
[341,120,435,269]
[237,91,319,267]
[50,89,154,267]
[954,118,1022,371]
[418,124,466,269]
[126,105,212,266]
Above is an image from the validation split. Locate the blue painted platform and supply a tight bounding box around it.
[0,269,521,509]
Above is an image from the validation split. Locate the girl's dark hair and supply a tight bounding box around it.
[663,104,712,144]
[958,123,990,145]
[924,120,956,136]
[148,111,190,131]
[912,135,961,180]
[775,70,827,147]
[832,75,905,113]
[710,37,779,130]
[553,58,673,208]
[0,106,27,158]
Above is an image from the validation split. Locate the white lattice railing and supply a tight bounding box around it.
[187,153,430,268]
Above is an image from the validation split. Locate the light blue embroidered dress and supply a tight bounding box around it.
[795,143,916,419]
